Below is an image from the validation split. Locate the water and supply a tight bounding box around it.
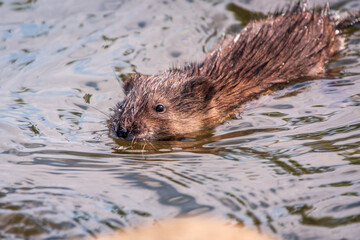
[0,0,360,239]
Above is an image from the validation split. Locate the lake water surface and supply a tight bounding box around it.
[1,0,360,239]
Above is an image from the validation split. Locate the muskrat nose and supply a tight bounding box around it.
[116,125,128,139]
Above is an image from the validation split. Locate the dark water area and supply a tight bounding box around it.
[1,0,360,239]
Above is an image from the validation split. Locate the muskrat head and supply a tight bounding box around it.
[109,72,216,141]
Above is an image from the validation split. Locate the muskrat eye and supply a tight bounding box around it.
[155,104,165,113]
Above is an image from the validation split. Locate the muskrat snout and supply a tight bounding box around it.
[113,124,128,139]
[110,119,139,141]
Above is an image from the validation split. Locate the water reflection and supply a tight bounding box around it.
[119,173,214,216]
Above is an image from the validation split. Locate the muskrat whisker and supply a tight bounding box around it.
[88,105,111,118]
[147,141,157,151]
[113,70,124,87]
[66,128,108,137]
[131,136,136,146]
[142,142,147,152]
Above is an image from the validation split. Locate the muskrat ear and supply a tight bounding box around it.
[123,73,146,94]
[183,77,215,102]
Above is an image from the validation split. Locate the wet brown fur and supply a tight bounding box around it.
[110,4,360,141]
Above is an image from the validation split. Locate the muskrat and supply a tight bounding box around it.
[110,4,360,141]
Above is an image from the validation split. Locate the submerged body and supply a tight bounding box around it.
[110,5,360,141]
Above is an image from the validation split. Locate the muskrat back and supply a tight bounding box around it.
[110,4,360,141]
